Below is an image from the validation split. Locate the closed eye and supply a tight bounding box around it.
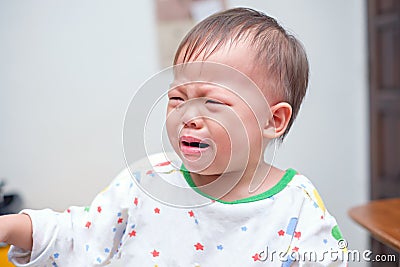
[169,97,184,101]
[168,96,184,108]
[205,99,224,105]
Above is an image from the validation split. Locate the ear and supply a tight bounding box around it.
[263,102,292,139]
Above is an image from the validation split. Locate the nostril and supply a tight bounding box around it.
[183,120,197,128]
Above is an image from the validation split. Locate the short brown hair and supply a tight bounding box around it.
[174,7,309,140]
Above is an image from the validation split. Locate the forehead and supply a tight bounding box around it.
[174,41,267,94]
[174,40,277,102]
[175,40,258,80]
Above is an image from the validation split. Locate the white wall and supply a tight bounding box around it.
[0,0,368,263]
[0,1,158,209]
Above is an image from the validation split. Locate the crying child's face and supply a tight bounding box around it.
[166,45,273,177]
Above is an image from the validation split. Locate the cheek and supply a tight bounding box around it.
[239,106,265,140]
[220,112,264,163]
[214,130,232,154]
[165,110,180,144]
[208,119,244,161]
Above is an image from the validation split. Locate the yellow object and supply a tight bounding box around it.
[313,188,326,213]
[0,245,15,266]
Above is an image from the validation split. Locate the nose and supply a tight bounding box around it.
[183,119,201,129]
[180,103,203,129]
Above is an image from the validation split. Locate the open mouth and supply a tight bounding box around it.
[179,136,210,154]
[181,141,210,148]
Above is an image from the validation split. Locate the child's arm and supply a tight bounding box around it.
[0,214,33,251]
[6,167,136,266]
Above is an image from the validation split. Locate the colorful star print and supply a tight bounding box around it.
[294,231,301,239]
[10,160,346,266]
[151,249,160,257]
[194,242,204,250]
[252,253,260,261]
[155,161,171,167]
[129,230,136,237]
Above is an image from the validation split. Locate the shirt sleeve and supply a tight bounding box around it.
[283,177,348,267]
[8,168,136,266]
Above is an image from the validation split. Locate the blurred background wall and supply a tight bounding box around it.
[0,0,368,264]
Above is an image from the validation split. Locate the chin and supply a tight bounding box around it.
[182,156,232,176]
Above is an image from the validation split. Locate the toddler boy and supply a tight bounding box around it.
[0,7,346,266]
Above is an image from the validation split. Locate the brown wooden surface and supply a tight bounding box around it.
[349,198,400,252]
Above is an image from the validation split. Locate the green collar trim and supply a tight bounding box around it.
[180,165,297,204]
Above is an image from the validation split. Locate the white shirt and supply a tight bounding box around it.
[9,154,347,266]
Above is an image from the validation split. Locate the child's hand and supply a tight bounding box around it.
[0,214,33,251]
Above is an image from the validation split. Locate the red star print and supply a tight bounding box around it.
[151,249,160,257]
[66,209,71,213]
[278,229,285,236]
[155,161,171,167]
[117,217,123,224]
[292,246,299,252]
[294,231,301,239]
[134,197,138,206]
[321,215,324,219]
[154,208,160,214]
[194,242,204,250]
[252,253,260,261]
[188,210,194,217]
[85,221,91,228]
[129,230,136,237]
[97,206,102,213]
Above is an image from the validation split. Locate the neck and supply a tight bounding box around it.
[188,159,274,201]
